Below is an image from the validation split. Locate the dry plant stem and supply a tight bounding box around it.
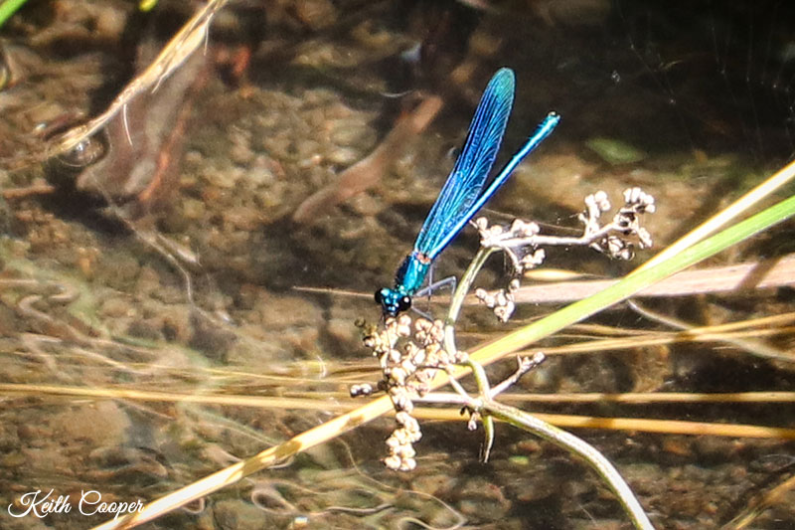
[441,246,500,459]
[90,395,396,530]
[495,390,795,405]
[410,406,795,438]
[293,95,444,223]
[3,383,794,439]
[528,318,795,361]
[0,383,356,412]
[2,183,57,199]
[413,391,795,406]
[723,473,795,529]
[508,253,795,304]
[627,299,794,363]
[442,246,654,529]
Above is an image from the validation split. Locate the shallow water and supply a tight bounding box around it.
[0,1,794,529]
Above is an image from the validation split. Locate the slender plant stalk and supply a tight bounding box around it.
[3,383,794,438]
[443,246,496,352]
[512,253,795,303]
[483,399,655,530]
[442,238,654,528]
[411,404,795,439]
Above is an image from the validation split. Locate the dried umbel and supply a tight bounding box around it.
[475,279,520,323]
[358,315,466,471]
[475,187,656,321]
[358,188,656,469]
[583,187,656,260]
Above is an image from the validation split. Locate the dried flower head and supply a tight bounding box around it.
[475,188,656,321]
[358,315,465,471]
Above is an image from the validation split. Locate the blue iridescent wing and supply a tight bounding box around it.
[434,111,560,251]
[413,68,515,258]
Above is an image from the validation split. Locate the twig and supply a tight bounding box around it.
[293,96,443,223]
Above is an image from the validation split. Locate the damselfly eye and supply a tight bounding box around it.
[374,290,383,304]
[397,296,411,313]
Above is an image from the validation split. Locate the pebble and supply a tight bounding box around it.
[326,146,361,166]
[212,499,269,530]
[329,118,373,147]
[99,297,135,318]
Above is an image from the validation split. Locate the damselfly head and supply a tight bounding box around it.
[375,288,412,317]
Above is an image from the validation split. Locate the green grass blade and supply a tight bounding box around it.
[0,0,28,29]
